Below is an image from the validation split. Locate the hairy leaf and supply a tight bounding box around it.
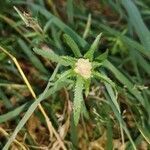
[84,33,102,61]
[63,34,82,57]
[94,71,116,89]
[54,69,73,90]
[33,47,66,65]
[73,76,84,126]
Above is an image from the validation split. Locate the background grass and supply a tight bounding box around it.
[0,0,150,149]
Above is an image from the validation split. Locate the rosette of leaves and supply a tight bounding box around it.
[33,33,115,126]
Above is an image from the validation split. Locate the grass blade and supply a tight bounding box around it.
[104,82,136,150]
[30,3,87,49]
[3,64,61,150]
[0,102,31,123]
[67,0,74,25]
[121,0,150,50]
[103,60,149,110]
[18,39,48,74]
[83,14,91,39]
[0,88,12,109]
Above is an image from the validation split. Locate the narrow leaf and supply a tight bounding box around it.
[104,83,136,150]
[70,114,78,148]
[94,71,116,89]
[61,56,76,67]
[33,47,64,65]
[106,119,113,150]
[95,49,109,62]
[63,34,82,57]
[73,77,84,126]
[30,4,87,48]
[54,69,73,90]
[67,0,74,25]
[14,6,28,26]
[103,60,147,109]
[85,79,91,97]
[0,88,12,109]
[96,22,150,58]
[0,102,31,123]
[83,14,91,39]
[121,0,150,50]
[18,39,48,74]
[3,64,61,150]
[84,33,102,61]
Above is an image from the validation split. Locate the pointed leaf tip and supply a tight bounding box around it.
[63,34,82,58]
[95,49,109,62]
[84,33,102,61]
[33,47,62,64]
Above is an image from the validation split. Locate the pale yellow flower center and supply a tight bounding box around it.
[74,58,92,79]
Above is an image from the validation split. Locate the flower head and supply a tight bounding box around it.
[74,58,92,79]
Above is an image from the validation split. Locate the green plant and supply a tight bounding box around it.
[34,33,115,126]
[2,32,117,150]
[1,0,150,149]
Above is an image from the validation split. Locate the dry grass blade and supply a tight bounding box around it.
[0,46,67,150]
[14,7,43,34]
[0,127,26,150]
